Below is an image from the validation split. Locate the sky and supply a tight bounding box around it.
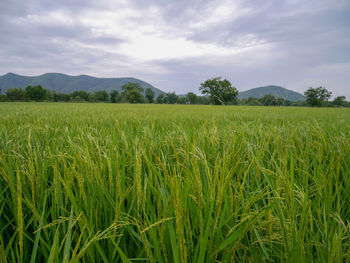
[0,0,349,97]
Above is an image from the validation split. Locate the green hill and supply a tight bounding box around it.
[238,85,305,101]
[0,73,164,95]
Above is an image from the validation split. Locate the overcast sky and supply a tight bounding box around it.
[0,0,349,97]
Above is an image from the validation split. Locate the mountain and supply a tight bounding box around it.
[0,73,163,95]
[238,85,305,101]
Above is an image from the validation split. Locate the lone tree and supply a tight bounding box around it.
[121,82,144,103]
[199,77,238,105]
[304,86,332,107]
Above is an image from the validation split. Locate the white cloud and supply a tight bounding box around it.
[75,1,264,61]
[17,11,76,26]
[15,1,266,62]
[186,0,252,30]
[0,0,349,96]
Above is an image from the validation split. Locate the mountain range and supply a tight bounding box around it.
[0,73,163,96]
[0,73,306,101]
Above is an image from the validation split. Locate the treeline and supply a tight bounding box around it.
[0,83,213,104]
[1,80,349,107]
[238,94,350,107]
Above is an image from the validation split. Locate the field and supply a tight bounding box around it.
[0,103,350,262]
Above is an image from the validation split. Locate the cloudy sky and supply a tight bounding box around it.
[0,0,349,97]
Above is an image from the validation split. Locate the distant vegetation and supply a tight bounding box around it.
[1,84,349,107]
[0,85,211,104]
[0,73,305,102]
[0,75,349,107]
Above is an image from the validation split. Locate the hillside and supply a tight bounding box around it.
[238,85,305,101]
[0,73,163,95]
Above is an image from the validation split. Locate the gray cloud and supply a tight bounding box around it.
[0,0,349,98]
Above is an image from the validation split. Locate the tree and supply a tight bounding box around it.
[53,92,71,102]
[304,87,332,107]
[199,77,238,105]
[259,94,276,106]
[145,88,155,103]
[156,94,165,104]
[197,96,211,105]
[6,88,26,101]
[244,97,261,106]
[0,88,7,102]
[332,96,347,107]
[72,91,89,101]
[187,92,198,104]
[277,98,285,106]
[110,90,120,103]
[284,100,292,106]
[88,93,97,102]
[178,97,187,104]
[165,92,179,104]
[94,91,109,102]
[25,85,47,101]
[72,95,85,102]
[291,101,307,107]
[121,82,144,103]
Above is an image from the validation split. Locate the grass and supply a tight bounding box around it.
[0,102,350,262]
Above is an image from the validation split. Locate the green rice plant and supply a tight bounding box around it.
[0,102,349,262]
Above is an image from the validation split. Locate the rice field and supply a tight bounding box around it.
[0,102,350,262]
